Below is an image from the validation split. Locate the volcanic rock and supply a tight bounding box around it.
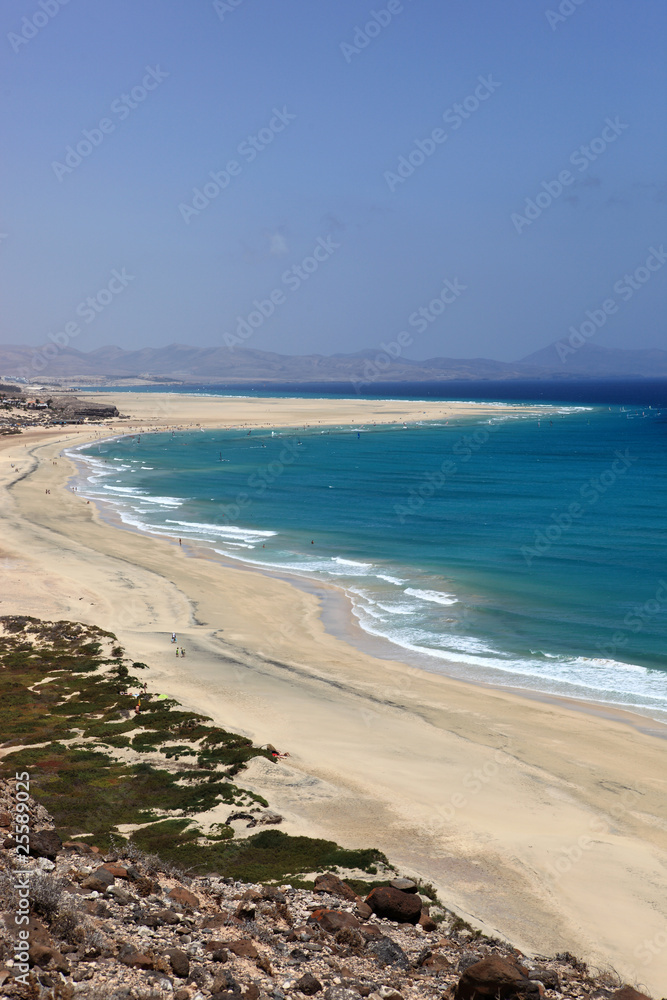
[454,956,539,1000]
[612,990,653,1000]
[314,872,360,902]
[165,947,190,978]
[366,886,422,924]
[308,908,361,933]
[167,885,200,909]
[296,972,324,994]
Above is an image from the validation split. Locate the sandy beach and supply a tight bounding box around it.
[1,393,665,995]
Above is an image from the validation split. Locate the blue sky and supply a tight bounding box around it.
[1,0,665,361]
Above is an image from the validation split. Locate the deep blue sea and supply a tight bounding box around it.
[69,386,667,723]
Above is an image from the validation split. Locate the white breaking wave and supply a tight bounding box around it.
[165,518,276,541]
[405,587,458,605]
[334,557,373,570]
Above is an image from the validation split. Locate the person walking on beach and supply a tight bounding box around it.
[171,632,176,643]
[175,646,179,656]
[180,648,185,657]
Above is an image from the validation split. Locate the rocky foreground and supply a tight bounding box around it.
[0,789,657,1000]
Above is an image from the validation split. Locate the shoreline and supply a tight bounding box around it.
[66,401,667,737]
[1,395,666,992]
[66,462,667,743]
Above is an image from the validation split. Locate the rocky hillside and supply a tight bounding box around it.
[0,795,654,1000]
[0,393,118,434]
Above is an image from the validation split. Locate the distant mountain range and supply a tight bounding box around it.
[1,341,666,384]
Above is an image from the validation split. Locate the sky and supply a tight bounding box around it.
[1,0,666,363]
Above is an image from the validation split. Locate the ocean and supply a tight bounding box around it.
[69,385,667,724]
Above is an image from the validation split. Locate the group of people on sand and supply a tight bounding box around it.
[164,634,291,759]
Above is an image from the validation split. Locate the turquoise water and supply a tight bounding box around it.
[70,403,667,722]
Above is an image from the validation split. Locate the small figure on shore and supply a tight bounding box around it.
[180,648,185,657]
[175,646,179,656]
[171,632,176,643]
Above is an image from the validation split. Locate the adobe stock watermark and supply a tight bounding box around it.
[179,106,296,224]
[556,245,667,361]
[545,783,643,882]
[213,0,248,21]
[394,421,502,523]
[521,449,637,566]
[634,926,667,974]
[340,0,413,63]
[596,578,667,659]
[52,66,169,181]
[545,0,587,32]
[222,234,340,348]
[352,276,467,391]
[8,0,71,54]
[418,744,514,838]
[384,75,501,192]
[511,116,628,234]
[10,772,33,988]
[16,268,135,377]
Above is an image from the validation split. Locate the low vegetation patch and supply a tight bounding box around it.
[0,616,387,885]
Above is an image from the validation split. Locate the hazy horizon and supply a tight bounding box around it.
[2,0,665,369]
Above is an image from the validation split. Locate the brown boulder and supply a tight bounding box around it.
[100,862,129,879]
[0,810,11,828]
[455,956,539,1000]
[308,908,361,933]
[356,901,373,921]
[422,952,452,972]
[366,886,422,924]
[297,972,324,995]
[223,940,259,959]
[201,913,231,929]
[63,841,96,855]
[29,829,62,859]
[419,911,438,932]
[612,990,653,1000]
[168,886,200,910]
[360,924,385,940]
[314,873,360,902]
[165,947,190,978]
[260,885,286,903]
[120,949,154,970]
[235,898,256,919]
[28,942,70,974]
[205,941,229,961]
[26,918,69,973]
[81,867,115,893]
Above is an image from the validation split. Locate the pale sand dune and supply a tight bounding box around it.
[0,395,665,994]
